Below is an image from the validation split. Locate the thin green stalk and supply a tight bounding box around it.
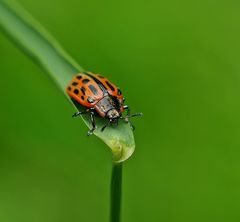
[110,163,122,222]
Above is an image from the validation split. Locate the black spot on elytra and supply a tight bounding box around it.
[76,75,82,80]
[87,97,95,103]
[89,85,98,95]
[74,89,79,95]
[82,79,90,84]
[72,82,78,86]
[68,86,71,91]
[80,87,86,95]
[81,96,84,100]
[106,81,115,91]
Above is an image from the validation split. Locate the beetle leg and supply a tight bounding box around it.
[101,120,111,132]
[123,105,130,116]
[128,113,143,118]
[128,120,135,131]
[123,105,142,130]
[122,116,135,131]
[87,111,96,136]
[72,109,89,118]
[123,105,143,119]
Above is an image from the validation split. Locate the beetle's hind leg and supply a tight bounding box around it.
[87,111,96,136]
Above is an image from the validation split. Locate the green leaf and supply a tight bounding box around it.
[0,0,135,162]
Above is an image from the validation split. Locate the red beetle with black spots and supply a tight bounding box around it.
[66,71,142,135]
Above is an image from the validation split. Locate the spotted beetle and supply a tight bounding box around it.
[66,71,142,135]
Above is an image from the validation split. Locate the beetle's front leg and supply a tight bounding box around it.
[122,105,134,130]
[122,105,142,131]
[124,105,142,118]
[124,105,130,116]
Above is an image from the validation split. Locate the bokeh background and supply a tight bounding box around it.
[1,0,240,221]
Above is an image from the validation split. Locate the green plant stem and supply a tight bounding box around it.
[110,162,123,222]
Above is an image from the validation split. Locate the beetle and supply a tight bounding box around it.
[66,71,142,135]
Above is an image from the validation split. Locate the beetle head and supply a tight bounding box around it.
[107,108,120,121]
[101,109,120,132]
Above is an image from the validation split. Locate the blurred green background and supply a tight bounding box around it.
[1,0,240,221]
